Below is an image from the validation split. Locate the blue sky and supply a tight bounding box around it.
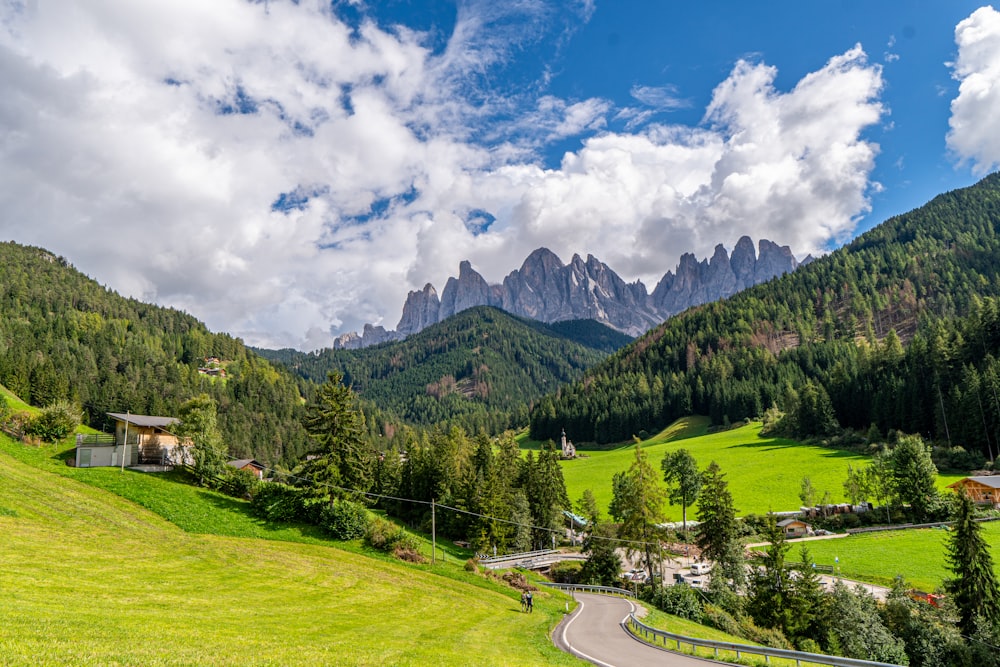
[1,1,998,349]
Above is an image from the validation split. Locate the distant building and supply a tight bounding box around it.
[777,518,812,538]
[560,429,576,458]
[227,459,266,479]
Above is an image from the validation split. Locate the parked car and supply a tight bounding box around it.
[690,562,713,575]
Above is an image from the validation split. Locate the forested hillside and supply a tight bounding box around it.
[259,307,630,434]
[531,172,1000,456]
[0,242,309,465]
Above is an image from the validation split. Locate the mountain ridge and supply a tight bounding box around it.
[335,236,803,349]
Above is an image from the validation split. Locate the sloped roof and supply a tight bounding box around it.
[227,459,265,470]
[777,518,810,527]
[948,475,1000,489]
[107,413,179,428]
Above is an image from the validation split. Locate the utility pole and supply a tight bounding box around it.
[431,498,436,565]
[120,411,130,472]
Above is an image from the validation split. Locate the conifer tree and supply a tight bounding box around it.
[945,489,1000,637]
[302,371,372,502]
[610,444,668,584]
[696,461,745,592]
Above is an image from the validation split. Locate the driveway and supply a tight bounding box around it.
[554,593,723,666]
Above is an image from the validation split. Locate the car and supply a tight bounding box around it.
[690,562,713,575]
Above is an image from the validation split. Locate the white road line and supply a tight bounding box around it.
[560,597,618,667]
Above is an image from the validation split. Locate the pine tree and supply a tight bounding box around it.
[302,371,372,502]
[696,461,745,592]
[945,489,1000,637]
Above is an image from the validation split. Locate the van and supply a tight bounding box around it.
[690,562,712,575]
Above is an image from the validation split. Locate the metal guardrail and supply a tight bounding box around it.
[540,582,635,598]
[545,582,900,666]
[625,614,904,667]
[477,548,560,565]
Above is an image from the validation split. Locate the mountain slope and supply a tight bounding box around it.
[259,306,631,433]
[0,241,309,465]
[531,173,1000,448]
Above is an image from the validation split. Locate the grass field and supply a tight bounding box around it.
[0,438,582,666]
[550,418,968,519]
[786,523,1000,592]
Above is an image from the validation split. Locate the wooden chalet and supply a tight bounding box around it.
[947,475,1000,508]
[227,458,266,479]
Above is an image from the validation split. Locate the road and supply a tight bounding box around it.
[554,593,720,666]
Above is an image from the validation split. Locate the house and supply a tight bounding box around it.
[947,475,1000,507]
[777,518,812,538]
[227,458,266,479]
[75,413,192,468]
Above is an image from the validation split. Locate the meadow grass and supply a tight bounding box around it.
[788,522,1000,592]
[554,419,968,519]
[0,443,582,666]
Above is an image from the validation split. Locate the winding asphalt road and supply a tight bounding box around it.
[554,593,720,666]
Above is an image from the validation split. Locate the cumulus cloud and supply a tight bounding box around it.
[947,5,1000,175]
[0,0,885,350]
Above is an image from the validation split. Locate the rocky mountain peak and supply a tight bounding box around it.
[334,237,801,349]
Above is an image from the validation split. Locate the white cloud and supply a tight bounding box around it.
[0,0,885,350]
[947,5,1000,175]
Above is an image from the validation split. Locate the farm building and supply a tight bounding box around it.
[947,475,1000,508]
[777,518,812,538]
[227,459,266,479]
[75,413,192,468]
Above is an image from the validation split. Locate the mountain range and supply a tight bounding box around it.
[334,236,805,349]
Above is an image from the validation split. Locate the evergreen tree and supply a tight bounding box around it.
[302,371,372,502]
[696,461,745,592]
[945,489,1000,637]
[747,515,793,631]
[580,522,623,587]
[661,448,702,536]
[890,434,939,521]
[609,444,668,584]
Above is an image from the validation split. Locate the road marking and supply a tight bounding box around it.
[560,597,618,667]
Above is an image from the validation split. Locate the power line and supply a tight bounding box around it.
[258,464,670,552]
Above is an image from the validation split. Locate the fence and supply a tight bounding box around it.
[544,582,901,667]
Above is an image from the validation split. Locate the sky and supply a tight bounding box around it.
[2,1,999,350]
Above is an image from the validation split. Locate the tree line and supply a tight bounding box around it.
[530,173,1000,461]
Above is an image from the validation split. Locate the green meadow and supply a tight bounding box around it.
[549,418,967,519]
[0,437,581,666]
[787,522,1000,592]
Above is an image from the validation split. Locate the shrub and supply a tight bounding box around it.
[364,515,415,552]
[648,583,703,622]
[220,469,260,500]
[702,604,742,637]
[250,482,307,522]
[321,500,370,540]
[465,558,480,573]
[25,402,80,442]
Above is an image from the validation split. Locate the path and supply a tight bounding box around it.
[554,593,720,666]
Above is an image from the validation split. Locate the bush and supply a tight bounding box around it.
[320,500,370,540]
[250,482,308,522]
[702,604,742,637]
[220,469,260,499]
[364,515,415,552]
[648,583,703,622]
[25,402,80,442]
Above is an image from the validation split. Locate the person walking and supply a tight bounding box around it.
[520,591,527,612]
[525,591,533,613]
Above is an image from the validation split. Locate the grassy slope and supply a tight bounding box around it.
[0,438,581,666]
[553,418,967,519]
[788,523,1000,592]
